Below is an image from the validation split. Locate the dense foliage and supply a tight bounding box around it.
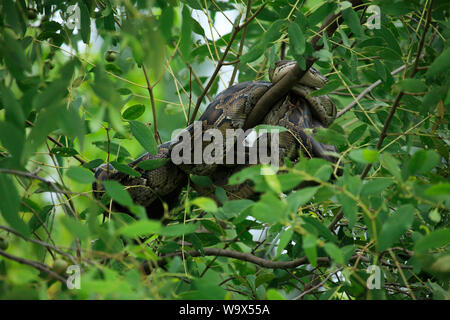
[0,0,449,300]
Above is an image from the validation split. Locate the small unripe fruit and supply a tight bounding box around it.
[105,50,117,62]
[0,237,9,250]
[53,259,69,274]
[27,8,37,20]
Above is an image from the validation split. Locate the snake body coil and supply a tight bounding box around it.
[93,61,339,218]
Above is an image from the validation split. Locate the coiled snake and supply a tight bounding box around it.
[93,61,339,218]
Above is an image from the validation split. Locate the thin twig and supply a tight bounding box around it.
[360,0,434,179]
[0,225,77,264]
[228,0,252,87]
[244,0,364,129]
[25,120,90,170]
[0,168,68,194]
[0,249,67,284]
[189,3,267,124]
[294,267,343,300]
[337,63,409,118]
[141,64,162,144]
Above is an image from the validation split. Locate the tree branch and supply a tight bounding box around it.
[188,3,267,124]
[144,248,412,272]
[142,64,162,144]
[336,63,410,118]
[360,0,434,179]
[228,0,252,87]
[0,249,67,284]
[0,225,77,265]
[25,120,90,170]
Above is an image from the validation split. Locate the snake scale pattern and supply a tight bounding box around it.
[93,61,339,218]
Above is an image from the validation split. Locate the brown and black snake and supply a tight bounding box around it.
[93,61,340,218]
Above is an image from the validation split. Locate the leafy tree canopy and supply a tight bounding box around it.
[0,0,448,300]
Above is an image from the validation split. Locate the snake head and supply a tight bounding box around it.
[92,163,117,198]
[269,60,328,88]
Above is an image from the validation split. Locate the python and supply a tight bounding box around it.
[170,120,281,169]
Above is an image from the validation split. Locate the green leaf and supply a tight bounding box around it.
[266,289,285,300]
[158,223,198,237]
[425,183,450,197]
[302,216,338,244]
[303,233,318,267]
[191,197,218,213]
[119,220,162,237]
[348,124,367,144]
[0,29,30,80]
[0,121,25,163]
[414,229,450,253]
[122,104,145,120]
[263,170,282,194]
[286,187,320,212]
[240,43,265,64]
[201,220,224,236]
[0,174,30,236]
[342,8,364,38]
[60,101,85,150]
[361,178,394,196]
[426,47,450,78]
[83,159,105,169]
[92,141,131,160]
[263,19,284,45]
[229,165,263,185]
[429,209,441,223]
[381,153,402,181]
[102,180,133,207]
[276,228,293,257]
[288,22,305,56]
[66,167,95,184]
[24,104,62,160]
[180,5,192,61]
[28,206,52,233]
[222,199,254,218]
[310,80,341,96]
[34,60,76,110]
[374,60,387,81]
[324,243,344,265]
[278,173,305,192]
[315,128,347,146]
[0,83,25,128]
[255,273,275,288]
[349,149,380,164]
[407,149,440,175]
[61,216,89,241]
[251,193,287,224]
[394,79,427,93]
[79,1,91,44]
[51,147,79,157]
[160,6,174,42]
[135,158,168,170]
[129,121,158,154]
[378,204,415,251]
[110,161,140,177]
[337,194,358,228]
[308,2,336,26]
[117,88,132,95]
